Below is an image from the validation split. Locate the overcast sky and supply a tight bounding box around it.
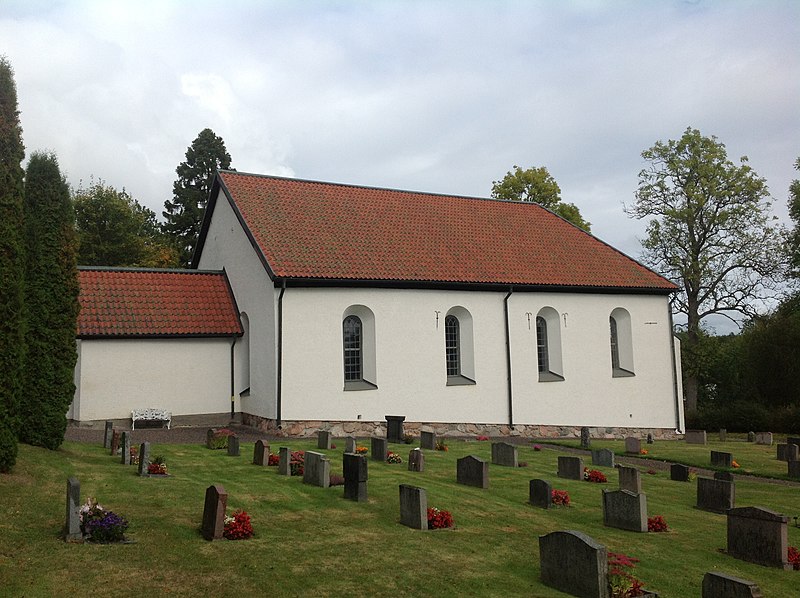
[2,0,798,328]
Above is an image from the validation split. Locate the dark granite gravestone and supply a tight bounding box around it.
[726,506,791,570]
[646,433,654,445]
[670,463,689,482]
[253,440,269,466]
[344,437,356,453]
[591,449,615,468]
[138,441,151,476]
[714,471,735,482]
[789,460,800,479]
[580,427,591,449]
[408,448,424,472]
[618,466,642,493]
[719,428,727,442]
[201,484,228,541]
[317,430,332,450]
[491,442,518,467]
[227,435,240,456]
[539,530,608,598]
[776,443,790,461]
[64,477,82,542]
[557,456,583,481]
[529,479,552,509]
[399,484,427,530]
[602,489,648,532]
[786,443,799,462]
[303,451,331,488]
[278,447,291,476]
[701,572,763,598]
[206,428,215,449]
[371,437,388,461]
[110,429,120,455]
[456,455,489,489]
[685,429,707,444]
[343,453,368,502]
[103,421,113,449]
[120,431,131,465]
[385,415,406,443]
[697,477,735,513]
[420,429,436,450]
[788,436,800,447]
[711,450,733,468]
[625,437,641,454]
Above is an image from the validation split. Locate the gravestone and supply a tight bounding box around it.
[64,477,82,542]
[755,432,772,446]
[711,450,733,468]
[726,506,790,569]
[227,435,240,456]
[253,440,269,466]
[591,448,615,468]
[205,428,215,449]
[120,431,131,465]
[646,433,654,445]
[399,484,427,530]
[408,448,424,472]
[539,530,608,598]
[685,429,707,445]
[625,437,641,454]
[557,456,583,481]
[371,437,388,461]
[776,443,788,461]
[317,430,332,450]
[110,429,120,456]
[303,451,331,488]
[344,437,356,453]
[420,429,436,450]
[103,421,113,449]
[385,415,406,443]
[491,442,518,467]
[789,460,800,479]
[788,436,800,447]
[747,431,755,442]
[670,463,689,482]
[697,477,735,513]
[618,466,642,494]
[137,441,151,476]
[701,572,763,598]
[714,471,735,482]
[529,479,552,509]
[456,455,489,489]
[719,428,727,442]
[580,426,591,449]
[201,484,228,541]
[786,443,799,462]
[278,447,291,476]
[602,489,648,532]
[343,453,368,502]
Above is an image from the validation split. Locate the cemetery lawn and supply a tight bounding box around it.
[0,439,798,597]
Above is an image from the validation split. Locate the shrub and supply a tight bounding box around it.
[551,489,570,507]
[223,510,253,540]
[647,515,669,532]
[403,434,414,444]
[427,507,454,529]
[584,468,607,483]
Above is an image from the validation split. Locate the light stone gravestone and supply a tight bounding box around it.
[719,428,727,442]
[591,448,615,468]
[302,451,331,488]
[602,489,648,532]
[701,572,763,598]
[726,506,791,570]
[685,429,707,445]
[138,441,151,476]
[711,450,733,468]
[385,415,405,443]
[755,432,772,446]
[278,446,291,476]
[491,442,518,467]
[343,453,368,502]
[746,431,755,442]
[670,463,689,482]
[253,440,269,466]
[64,477,82,542]
[557,455,583,481]
[697,477,735,513]
[624,437,641,454]
[580,426,591,449]
[420,429,436,450]
[539,530,608,598]
[201,484,228,541]
[456,455,489,489]
[399,484,427,530]
[344,437,356,453]
[714,471,735,482]
[120,431,131,465]
[529,479,552,509]
[103,421,113,449]
[618,466,642,494]
[110,429,120,455]
[317,430,332,450]
[227,435,240,456]
[371,437,388,461]
[408,448,424,472]
[789,460,800,479]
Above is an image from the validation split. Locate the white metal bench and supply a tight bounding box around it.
[131,408,172,430]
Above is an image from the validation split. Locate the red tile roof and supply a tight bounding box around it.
[209,171,677,292]
[78,268,243,338]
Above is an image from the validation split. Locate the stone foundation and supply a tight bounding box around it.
[240,413,681,440]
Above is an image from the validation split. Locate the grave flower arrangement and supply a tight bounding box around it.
[207,428,235,450]
[788,546,800,570]
[147,455,168,475]
[583,468,608,483]
[223,510,253,540]
[647,515,668,533]
[608,551,646,597]
[732,460,740,468]
[267,453,280,466]
[551,489,571,507]
[427,507,454,529]
[355,445,368,455]
[533,444,542,451]
[129,446,139,465]
[386,451,403,464]
[639,449,648,455]
[79,497,129,543]
[476,435,489,441]
[435,440,448,452]
[329,474,345,486]
[290,450,305,476]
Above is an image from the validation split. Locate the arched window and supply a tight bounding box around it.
[342,306,377,390]
[609,316,620,370]
[536,306,564,382]
[610,308,635,377]
[445,315,460,376]
[445,306,475,385]
[536,316,549,373]
[343,315,362,382]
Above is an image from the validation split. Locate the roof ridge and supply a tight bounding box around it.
[78,266,225,275]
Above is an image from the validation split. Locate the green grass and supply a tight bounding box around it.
[1,438,798,597]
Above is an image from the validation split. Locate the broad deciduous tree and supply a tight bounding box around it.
[626,127,785,412]
[491,165,591,231]
[163,128,232,265]
[788,158,800,278]
[20,152,79,449]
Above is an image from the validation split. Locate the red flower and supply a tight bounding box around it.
[788,546,800,570]
[427,507,454,529]
[647,515,669,533]
[223,510,254,540]
[551,489,570,507]
[583,468,608,483]
[267,453,279,466]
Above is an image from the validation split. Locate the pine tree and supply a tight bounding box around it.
[20,152,79,449]
[0,57,26,472]
[163,128,232,266]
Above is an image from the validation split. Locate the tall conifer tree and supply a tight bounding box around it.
[0,57,25,472]
[21,152,79,449]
